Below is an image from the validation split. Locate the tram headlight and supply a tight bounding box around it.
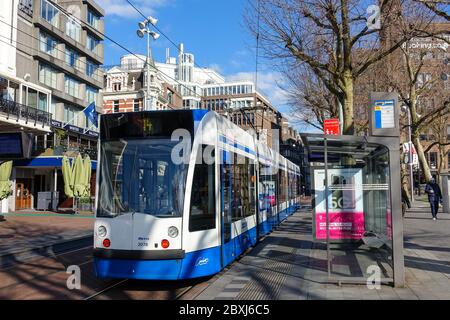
[168,226,179,238]
[97,226,107,238]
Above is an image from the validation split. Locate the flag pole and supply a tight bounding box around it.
[62,104,91,128]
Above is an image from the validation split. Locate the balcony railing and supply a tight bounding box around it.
[0,97,52,128]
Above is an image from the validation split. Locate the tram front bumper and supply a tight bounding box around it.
[93,249,185,280]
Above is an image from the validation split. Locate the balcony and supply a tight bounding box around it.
[0,97,52,133]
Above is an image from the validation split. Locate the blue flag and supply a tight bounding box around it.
[83,102,98,128]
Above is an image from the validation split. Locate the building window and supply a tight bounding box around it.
[64,76,80,98]
[112,83,121,92]
[417,73,432,89]
[86,86,98,104]
[38,63,57,89]
[65,47,79,69]
[86,35,99,55]
[429,152,438,170]
[38,92,47,111]
[113,100,119,113]
[19,0,33,16]
[40,0,59,28]
[39,32,57,57]
[87,10,100,29]
[66,17,81,42]
[133,99,140,112]
[86,60,98,78]
[63,104,76,123]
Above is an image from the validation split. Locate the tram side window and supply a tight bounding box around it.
[279,169,287,203]
[189,146,216,232]
[231,154,256,220]
[248,162,256,216]
[232,153,243,222]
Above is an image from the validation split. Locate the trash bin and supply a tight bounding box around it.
[37,192,59,211]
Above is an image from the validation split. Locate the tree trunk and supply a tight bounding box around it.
[342,71,354,135]
[413,134,433,182]
[438,145,445,184]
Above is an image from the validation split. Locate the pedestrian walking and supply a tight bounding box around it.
[424,178,442,220]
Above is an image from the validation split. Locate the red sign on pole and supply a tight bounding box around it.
[324,119,341,135]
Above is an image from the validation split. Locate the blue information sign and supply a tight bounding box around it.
[374,100,395,129]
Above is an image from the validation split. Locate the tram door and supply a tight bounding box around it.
[220,151,234,267]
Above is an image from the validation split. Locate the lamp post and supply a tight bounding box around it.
[137,16,160,111]
[402,105,414,203]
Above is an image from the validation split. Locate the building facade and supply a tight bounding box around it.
[102,54,183,113]
[0,0,104,212]
[353,20,450,190]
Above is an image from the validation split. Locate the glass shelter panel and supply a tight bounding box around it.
[305,135,395,284]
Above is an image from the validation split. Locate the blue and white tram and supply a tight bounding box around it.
[93,110,301,280]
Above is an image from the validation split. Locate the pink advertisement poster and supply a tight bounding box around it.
[314,168,365,240]
[315,212,365,240]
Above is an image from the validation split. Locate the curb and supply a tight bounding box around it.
[0,233,93,268]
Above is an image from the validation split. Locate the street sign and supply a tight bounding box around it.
[369,92,399,137]
[324,119,340,135]
[374,100,395,129]
[403,142,418,165]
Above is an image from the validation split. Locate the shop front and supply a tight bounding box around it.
[10,157,97,212]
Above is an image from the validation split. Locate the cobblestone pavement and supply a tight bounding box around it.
[0,213,94,256]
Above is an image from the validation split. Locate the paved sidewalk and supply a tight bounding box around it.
[195,205,450,300]
[0,212,94,258]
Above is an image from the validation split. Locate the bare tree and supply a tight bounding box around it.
[416,0,450,21]
[387,38,450,182]
[283,65,339,130]
[245,0,435,134]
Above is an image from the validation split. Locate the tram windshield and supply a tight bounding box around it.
[97,139,188,218]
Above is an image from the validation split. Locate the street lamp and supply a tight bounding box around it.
[402,104,415,203]
[137,16,160,111]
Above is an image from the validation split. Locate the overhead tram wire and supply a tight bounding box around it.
[124,0,269,131]
[48,1,205,100]
[125,0,228,88]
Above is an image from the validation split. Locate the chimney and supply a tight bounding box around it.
[166,48,170,64]
[179,43,184,54]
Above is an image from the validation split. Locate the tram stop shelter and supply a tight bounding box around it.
[300,133,404,288]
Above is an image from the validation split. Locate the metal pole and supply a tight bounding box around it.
[407,110,414,203]
[324,137,331,278]
[146,28,151,111]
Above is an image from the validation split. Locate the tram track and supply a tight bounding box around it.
[84,279,129,300]
[83,278,198,301]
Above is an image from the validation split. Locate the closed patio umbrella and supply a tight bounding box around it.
[72,154,85,198]
[82,155,92,198]
[0,161,13,201]
[62,156,74,198]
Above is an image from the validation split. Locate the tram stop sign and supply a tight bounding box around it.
[324,119,340,135]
